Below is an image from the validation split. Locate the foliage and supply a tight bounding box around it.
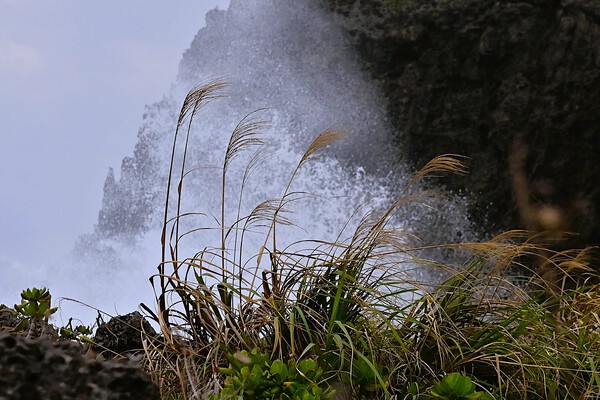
[59,317,94,343]
[139,82,600,400]
[13,287,58,335]
[427,373,494,400]
[14,287,57,322]
[208,349,334,400]
[9,287,98,344]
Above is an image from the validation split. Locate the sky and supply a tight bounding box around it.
[0,0,230,261]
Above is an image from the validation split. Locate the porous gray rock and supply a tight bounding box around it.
[0,332,159,400]
[0,306,20,333]
[93,311,157,356]
[0,305,59,340]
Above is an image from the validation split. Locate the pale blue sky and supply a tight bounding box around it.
[0,1,230,259]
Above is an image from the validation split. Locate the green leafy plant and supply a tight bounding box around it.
[427,373,493,400]
[347,355,390,398]
[14,287,57,321]
[14,287,58,336]
[59,317,93,343]
[209,349,334,400]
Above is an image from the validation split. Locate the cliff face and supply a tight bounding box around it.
[95,99,174,238]
[90,0,600,254]
[327,0,600,247]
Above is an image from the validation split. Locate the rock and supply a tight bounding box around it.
[93,311,157,356]
[0,305,21,333]
[327,0,600,252]
[0,304,59,340]
[0,332,159,400]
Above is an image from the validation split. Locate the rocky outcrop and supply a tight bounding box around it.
[94,99,172,239]
[0,332,159,400]
[0,306,21,333]
[327,0,600,250]
[0,308,159,399]
[93,311,157,356]
[79,0,410,260]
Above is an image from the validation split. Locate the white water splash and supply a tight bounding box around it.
[2,0,473,327]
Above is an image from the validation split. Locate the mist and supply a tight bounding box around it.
[0,1,230,317]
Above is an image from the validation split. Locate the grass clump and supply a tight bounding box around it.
[140,81,600,399]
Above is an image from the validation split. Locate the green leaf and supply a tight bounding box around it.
[218,367,235,376]
[240,366,251,380]
[430,373,488,400]
[445,373,475,395]
[297,359,317,375]
[228,351,251,370]
[249,364,263,388]
[270,359,288,380]
[407,382,419,395]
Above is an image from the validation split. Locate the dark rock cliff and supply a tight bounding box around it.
[326,0,600,249]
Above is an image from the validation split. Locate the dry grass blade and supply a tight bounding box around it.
[177,80,228,128]
[228,144,275,271]
[298,129,347,167]
[161,80,229,324]
[220,111,266,275]
[223,110,266,173]
[256,129,346,267]
[361,154,469,239]
[245,198,295,230]
[412,154,469,182]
